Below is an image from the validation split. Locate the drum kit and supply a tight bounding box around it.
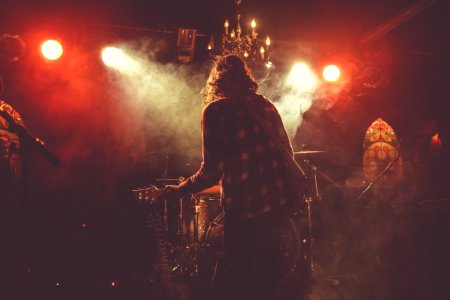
[132,180,225,284]
[132,149,341,286]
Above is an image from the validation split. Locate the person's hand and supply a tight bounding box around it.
[163,185,181,200]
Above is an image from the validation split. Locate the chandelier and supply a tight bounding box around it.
[208,0,271,63]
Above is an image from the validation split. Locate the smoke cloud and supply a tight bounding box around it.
[12,33,344,209]
[12,35,209,208]
[104,38,209,161]
[259,63,320,143]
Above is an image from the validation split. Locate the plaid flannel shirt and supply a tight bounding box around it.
[178,92,298,218]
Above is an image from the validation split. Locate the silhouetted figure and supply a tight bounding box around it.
[163,55,308,300]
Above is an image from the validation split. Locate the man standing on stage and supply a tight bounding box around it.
[163,55,308,300]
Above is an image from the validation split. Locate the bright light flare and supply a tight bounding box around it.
[101,46,139,73]
[41,40,63,61]
[102,47,124,67]
[323,65,341,82]
[286,62,318,92]
[431,132,442,148]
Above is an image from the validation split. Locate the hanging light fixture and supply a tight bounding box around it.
[0,34,26,62]
[208,0,271,63]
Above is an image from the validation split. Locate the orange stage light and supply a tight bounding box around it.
[431,133,442,147]
[41,40,63,61]
[323,65,341,82]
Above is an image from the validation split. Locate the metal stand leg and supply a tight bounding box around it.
[305,196,315,272]
[178,197,184,275]
[193,196,199,277]
[299,159,342,274]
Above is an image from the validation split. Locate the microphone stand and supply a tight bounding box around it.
[0,109,60,166]
[355,153,401,202]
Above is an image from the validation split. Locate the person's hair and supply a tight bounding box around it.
[201,55,258,104]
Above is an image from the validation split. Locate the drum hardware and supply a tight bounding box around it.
[293,150,326,155]
[152,152,190,277]
[300,159,343,196]
[187,192,224,280]
[297,159,343,273]
[134,177,315,284]
[195,185,221,196]
[161,153,170,249]
[132,183,223,280]
[159,192,222,280]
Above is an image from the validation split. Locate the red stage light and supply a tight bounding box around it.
[431,133,442,147]
[323,65,341,82]
[41,40,63,61]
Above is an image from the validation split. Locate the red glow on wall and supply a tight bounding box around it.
[431,133,442,148]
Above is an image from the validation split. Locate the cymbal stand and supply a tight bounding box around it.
[173,177,187,276]
[192,195,200,277]
[299,160,343,273]
[178,195,184,275]
[162,153,169,239]
[160,153,186,277]
[301,180,315,273]
[301,159,343,195]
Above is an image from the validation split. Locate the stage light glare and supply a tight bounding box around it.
[101,47,139,73]
[287,62,318,91]
[431,133,442,147]
[101,47,124,67]
[41,40,63,61]
[323,65,341,82]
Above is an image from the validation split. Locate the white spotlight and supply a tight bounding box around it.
[41,39,63,61]
[323,65,341,82]
[286,62,318,92]
[101,46,139,73]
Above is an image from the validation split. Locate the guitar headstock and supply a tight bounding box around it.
[132,185,164,204]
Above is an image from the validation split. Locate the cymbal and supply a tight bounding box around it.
[294,150,326,155]
[196,185,221,196]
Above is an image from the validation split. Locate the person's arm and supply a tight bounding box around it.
[167,102,225,197]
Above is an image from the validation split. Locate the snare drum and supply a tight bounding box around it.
[191,185,223,245]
